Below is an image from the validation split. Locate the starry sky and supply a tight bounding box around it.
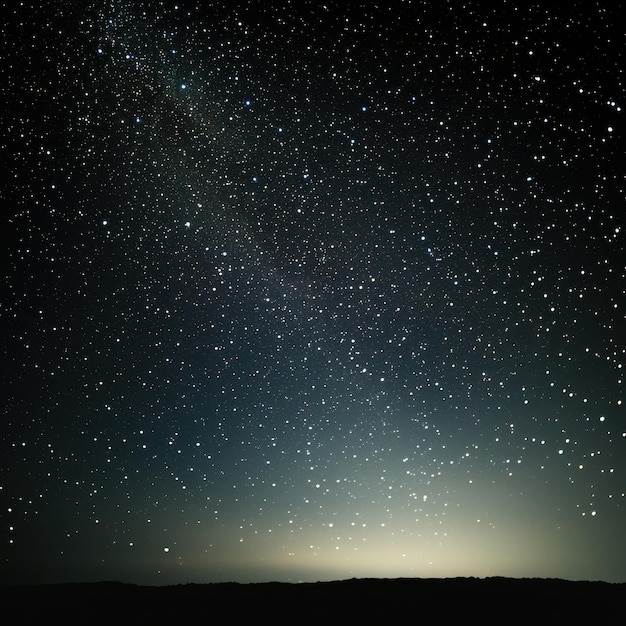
[2,0,625,586]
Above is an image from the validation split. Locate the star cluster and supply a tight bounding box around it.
[2,0,625,585]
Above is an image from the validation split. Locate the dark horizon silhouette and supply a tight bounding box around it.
[2,576,625,624]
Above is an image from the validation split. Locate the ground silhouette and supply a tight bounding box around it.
[1,576,624,624]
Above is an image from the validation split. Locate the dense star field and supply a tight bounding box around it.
[2,1,625,585]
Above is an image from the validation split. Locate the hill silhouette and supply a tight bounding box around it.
[1,577,624,624]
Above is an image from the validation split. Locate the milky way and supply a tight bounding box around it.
[2,1,625,585]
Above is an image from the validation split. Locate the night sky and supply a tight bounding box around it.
[2,1,625,586]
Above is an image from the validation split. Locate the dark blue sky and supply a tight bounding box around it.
[2,0,625,585]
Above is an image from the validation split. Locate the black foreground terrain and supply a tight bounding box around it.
[2,576,624,624]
